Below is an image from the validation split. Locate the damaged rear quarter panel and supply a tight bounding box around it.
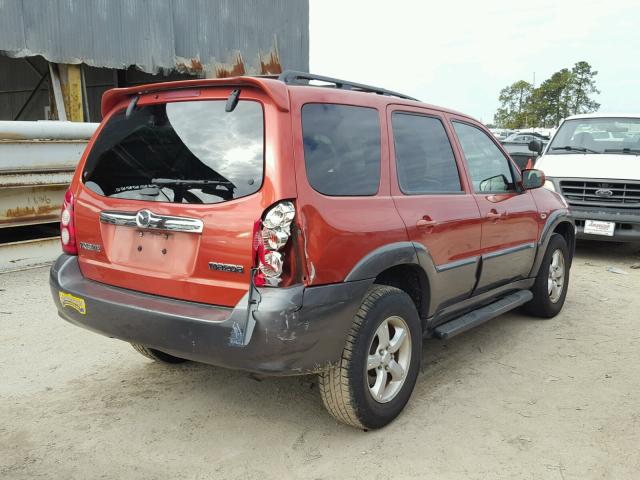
[250,279,372,374]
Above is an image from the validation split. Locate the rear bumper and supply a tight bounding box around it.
[570,207,640,242]
[50,255,371,375]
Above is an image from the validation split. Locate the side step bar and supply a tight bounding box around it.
[433,290,533,340]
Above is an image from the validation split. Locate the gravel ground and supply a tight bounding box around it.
[1,242,639,479]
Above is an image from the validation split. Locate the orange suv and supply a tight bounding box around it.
[50,72,574,429]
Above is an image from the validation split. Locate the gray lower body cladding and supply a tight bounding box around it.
[50,255,371,375]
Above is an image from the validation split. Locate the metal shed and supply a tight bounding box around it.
[0,0,309,75]
[0,0,309,121]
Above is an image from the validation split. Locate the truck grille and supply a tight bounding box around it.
[559,179,640,208]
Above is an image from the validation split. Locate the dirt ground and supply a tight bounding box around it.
[1,241,639,480]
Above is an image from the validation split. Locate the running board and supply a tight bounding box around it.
[433,290,533,340]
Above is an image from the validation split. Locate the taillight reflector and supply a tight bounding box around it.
[252,201,295,287]
[60,189,78,255]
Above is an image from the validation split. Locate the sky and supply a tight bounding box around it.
[309,0,640,124]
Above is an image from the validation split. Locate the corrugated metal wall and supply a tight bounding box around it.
[0,0,309,121]
[0,0,309,74]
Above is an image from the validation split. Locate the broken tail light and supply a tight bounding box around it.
[60,189,78,255]
[252,201,296,287]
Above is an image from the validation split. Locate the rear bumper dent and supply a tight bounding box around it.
[50,255,371,375]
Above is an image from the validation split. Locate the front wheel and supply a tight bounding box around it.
[318,285,422,429]
[524,233,570,318]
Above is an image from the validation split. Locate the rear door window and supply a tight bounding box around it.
[392,113,462,194]
[83,100,264,204]
[301,103,381,196]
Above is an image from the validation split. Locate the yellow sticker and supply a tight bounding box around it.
[58,291,87,315]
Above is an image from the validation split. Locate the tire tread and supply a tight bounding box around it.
[319,285,401,429]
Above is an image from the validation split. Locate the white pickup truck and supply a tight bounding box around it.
[532,113,640,242]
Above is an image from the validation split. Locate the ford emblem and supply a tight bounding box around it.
[595,189,614,197]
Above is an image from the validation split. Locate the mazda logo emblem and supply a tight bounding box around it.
[136,209,152,228]
[595,188,614,197]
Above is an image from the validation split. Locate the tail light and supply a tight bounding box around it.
[252,201,296,287]
[60,189,78,255]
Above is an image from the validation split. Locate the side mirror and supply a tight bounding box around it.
[522,168,545,190]
[528,139,543,154]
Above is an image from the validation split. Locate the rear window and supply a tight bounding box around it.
[301,103,381,196]
[83,100,264,204]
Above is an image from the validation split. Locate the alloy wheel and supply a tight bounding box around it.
[366,315,412,403]
[548,249,565,303]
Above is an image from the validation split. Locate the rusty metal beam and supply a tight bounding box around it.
[0,184,67,228]
[0,121,98,141]
[58,64,84,122]
[0,121,97,229]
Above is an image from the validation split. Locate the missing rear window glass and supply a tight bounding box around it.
[83,100,264,204]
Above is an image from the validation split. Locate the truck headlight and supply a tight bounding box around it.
[543,180,556,192]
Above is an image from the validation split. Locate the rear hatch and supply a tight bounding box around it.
[73,86,282,306]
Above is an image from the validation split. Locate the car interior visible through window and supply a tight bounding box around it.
[452,121,516,193]
[392,112,462,194]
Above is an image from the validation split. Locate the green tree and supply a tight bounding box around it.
[493,80,534,128]
[530,68,573,127]
[494,61,600,128]
[570,61,600,115]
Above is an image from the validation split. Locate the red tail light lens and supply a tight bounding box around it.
[60,189,78,255]
[252,201,296,287]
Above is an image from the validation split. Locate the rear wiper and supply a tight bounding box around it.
[551,145,600,154]
[604,148,640,155]
[151,178,235,188]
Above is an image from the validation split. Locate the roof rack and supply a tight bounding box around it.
[278,70,419,102]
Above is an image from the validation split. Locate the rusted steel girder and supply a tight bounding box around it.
[0,121,98,229]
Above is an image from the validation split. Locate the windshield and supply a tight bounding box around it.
[547,117,640,155]
[83,100,264,204]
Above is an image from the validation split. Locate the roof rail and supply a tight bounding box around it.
[278,70,419,102]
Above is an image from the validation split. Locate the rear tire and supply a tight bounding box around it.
[524,233,570,318]
[130,343,187,364]
[318,285,422,429]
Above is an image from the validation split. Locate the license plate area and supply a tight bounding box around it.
[583,220,615,237]
[101,225,200,274]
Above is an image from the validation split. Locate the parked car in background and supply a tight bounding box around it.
[501,132,548,170]
[532,113,640,241]
[490,128,515,140]
[504,131,549,143]
[50,72,574,429]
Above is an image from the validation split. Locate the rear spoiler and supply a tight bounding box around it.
[101,76,290,118]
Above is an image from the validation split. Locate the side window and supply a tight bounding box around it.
[301,103,380,196]
[392,113,462,194]
[452,121,516,193]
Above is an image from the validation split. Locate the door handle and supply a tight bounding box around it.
[416,216,437,229]
[486,210,506,220]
